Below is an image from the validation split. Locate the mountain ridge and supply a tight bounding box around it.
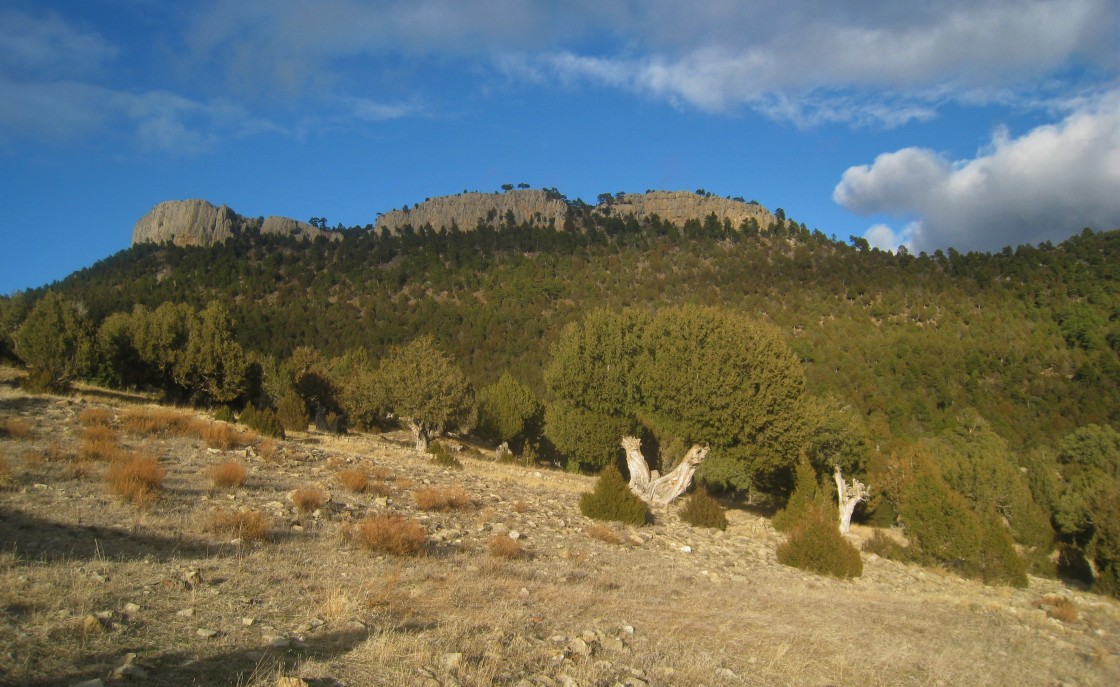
[130,189,778,247]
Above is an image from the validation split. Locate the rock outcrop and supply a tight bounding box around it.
[131,190,777,248]
[605,191,775,230]
[375,189,567,234]
[131,200,332,247]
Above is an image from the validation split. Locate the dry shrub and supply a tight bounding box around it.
[369,465,394,481]
[80,426,125,462]
[586,523,624,545]
[679,488,729,530]
[68,459,97,480]
[292,486,328,513]
[207,461,247,489]
[259,438,279,463]
[78,407,112,427]
[413,486,473,511]
[196,420,257,450]
[336,468,370,493]
[208,508,269,541]
[1036,595,1078,623]
[2,417,34,440]
[346,515,427,556]
[513,501,529,513]
[319,587,357,622]
[120,407,194,436]
[776,506,863,579]
[487,534,524,559]
[105,454,164,507]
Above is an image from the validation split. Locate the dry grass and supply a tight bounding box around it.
[78,407,112,427]
[336,468,371,493]
[512,500,530,513]
[67,459,97,480]
[292,486,328,513]
[487,534,525,559]
[207,460,248,489]
[80,425,125,462]
[197,420,258,450]
[2,417,33,440]
[207,508,269,542]
[344,515,427,556]
[0,454,11,486]
[586,523,624,545]
[120,406,195,436]
[259,437,279,463]
[1036,595,1079,623]
[104,454,164,507]
[412,486,473,511]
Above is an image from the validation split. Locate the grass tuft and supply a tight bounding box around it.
[336,468,370,493]
[1036,595,1078,623]
[345,515,427,556]
[207,461,248,489]
[80,425,124,462]
[207,508,269,541]
[0,455,11,486]
[487,534,525,559]
[105,454,165,508]
[586,523,624,545]
[292,486,328,513]
[197,420,257,450]
[413,486,473,511]
[2,417,34,440]
[78,407,112,427]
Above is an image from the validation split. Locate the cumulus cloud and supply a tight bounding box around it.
[834,92,1120,252]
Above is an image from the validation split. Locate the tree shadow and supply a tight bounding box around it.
[15,626,372,687]
[0,507,220,562]
[0,395,55,415]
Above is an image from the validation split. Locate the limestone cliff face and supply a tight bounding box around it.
[375,190,568,234]
[605,191,776,230]
[131,200,331,247]
[373,189,775,234]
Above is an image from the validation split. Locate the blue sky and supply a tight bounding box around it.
[2,0,1118,295]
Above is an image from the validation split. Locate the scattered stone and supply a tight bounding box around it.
[716,667,739,680]
[184,570,203,588]
[242,617,255,626]
[122,602,141,614]
[680,545,692,554]
[267,636,292,648]
[509,530,521,540]
[176,608,194,618]
[559,677,580,687]
[568,637,592,656]
[441,652,463,672]
[276,677,309,687]
[196,628,219,639]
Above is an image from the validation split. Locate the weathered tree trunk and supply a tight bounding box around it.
[622,436,709,506]
[834,465,870,535]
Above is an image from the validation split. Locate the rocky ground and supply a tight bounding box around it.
[1,371,1118,687]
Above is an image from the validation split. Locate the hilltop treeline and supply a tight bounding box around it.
[2,211,1118,593]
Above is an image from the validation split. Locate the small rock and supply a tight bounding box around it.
[123,602,141,614]
[184,570,203,588]
[559,677,580,687]
[441,652,463,672]
[509,530,521,540]
[568,637,591,656]
[491,523,510,535]
[196,628,219,638]
[242,617,255,626]
[276,677,309,687]
[267,636,291,648]
[716,667,739,680]
[82,615,103,633]
[112,663,148,679]
[680,545,692,554]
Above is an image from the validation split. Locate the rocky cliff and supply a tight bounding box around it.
[374,189,775,234]
[131,199,332,247]
[374,189,568,234]
[605,191,775,230]
[131,190,777,247]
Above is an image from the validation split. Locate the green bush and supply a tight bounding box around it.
[213,406,234,423]
[276,388,310,432]
[239,403,285,439]
[579,464,649,525]
[776,505,863,579]
[679,488,728,530]
[773,457,823,533]
[429,442,463,470]
[862,529,918,563]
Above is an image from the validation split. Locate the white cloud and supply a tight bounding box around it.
[0,8,117,78]
[834,92,1120,252]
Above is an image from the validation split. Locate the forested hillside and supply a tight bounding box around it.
[19,212,1119,448]
[3,207,1118,594]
